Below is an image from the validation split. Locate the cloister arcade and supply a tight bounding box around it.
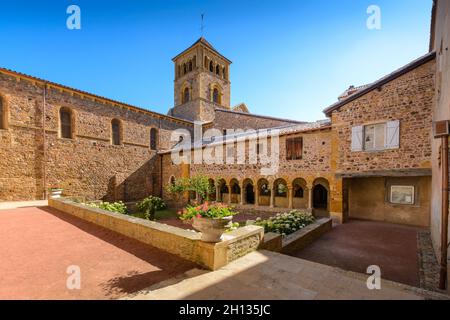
[204,177,331,214]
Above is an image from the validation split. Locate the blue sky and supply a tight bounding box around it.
[0,0,432,122]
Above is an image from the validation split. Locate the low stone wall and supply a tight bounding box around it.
[49,198,264,271]
[260,218,332,254]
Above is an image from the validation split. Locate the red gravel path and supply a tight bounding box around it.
[0,207,197,300]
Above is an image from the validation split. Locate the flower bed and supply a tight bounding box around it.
[255,211,315,236]
[85,201,128,215]
[178,202,238,221]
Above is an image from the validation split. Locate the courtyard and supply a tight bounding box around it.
[0,203,446,300]
[291,220,437,289]
[0,206,197,300]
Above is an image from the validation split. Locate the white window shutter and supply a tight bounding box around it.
[385,120,400,149]
[351,126,363,151]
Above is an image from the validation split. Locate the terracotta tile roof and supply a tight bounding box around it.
[323,51,436,117]
[215,107,306,125]
[158,120,331,154]
[172,37,232,63]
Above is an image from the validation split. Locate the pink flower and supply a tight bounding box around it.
[196,214,202,219]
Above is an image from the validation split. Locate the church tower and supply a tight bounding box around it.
[169,37,231,122]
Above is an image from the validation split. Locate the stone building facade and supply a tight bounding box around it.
[429,0,450,286]
[0,68,193,201]
[0,36,438,228]
[324,53,436,227]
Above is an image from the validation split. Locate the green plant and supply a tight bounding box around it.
[86,201,128,215]
[166,175,215,204]
[165,177,190,195]
[225,222,241,233]
[255,211,315,236]
[136,196,166,221]
[178,202,238,221]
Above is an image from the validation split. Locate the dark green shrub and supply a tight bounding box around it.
[136,196,166,221]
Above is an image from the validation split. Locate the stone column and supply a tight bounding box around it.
[255,185,259,208]
[288,187,293,209]
[227,185,231,205]
[216,187,220,203]
[240,183,244,206]
[270,184,275,208]
[307,184,313,212]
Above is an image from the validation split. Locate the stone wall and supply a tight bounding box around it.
[49,197,264,271]
[163,127,344,222]
[0,69,193,201]
[331,59,435,174]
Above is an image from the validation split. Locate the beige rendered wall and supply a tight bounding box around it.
[348,176,431,227]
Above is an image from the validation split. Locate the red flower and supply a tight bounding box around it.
[196,214,202,219]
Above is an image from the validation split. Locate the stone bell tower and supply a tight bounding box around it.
[168,37,232,122]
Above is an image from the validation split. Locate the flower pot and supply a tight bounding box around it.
[192,216,232,243]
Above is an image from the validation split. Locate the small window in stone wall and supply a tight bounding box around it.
[364,123,386,151]
[0,96,5,130]
[213,88,220,104]
[60,107,73,139]
[111,119,121,145]
[150,128,158,150]
[352,121,400,152]
[286,137,303,160]
[183,87,190,104]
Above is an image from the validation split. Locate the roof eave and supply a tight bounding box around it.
[323,51,436,117]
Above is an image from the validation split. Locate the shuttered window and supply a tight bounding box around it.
[364,123,386,151]
[351,121,400,152]
[60,108,72,139]
[286,137,303,160]
[385,120,400,149]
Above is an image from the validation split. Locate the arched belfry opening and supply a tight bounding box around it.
[171,37,232,122]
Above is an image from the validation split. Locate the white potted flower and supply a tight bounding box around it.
[178,202,238,243]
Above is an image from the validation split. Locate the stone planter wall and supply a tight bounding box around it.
[260,218,332,254]
[49,198,264,271]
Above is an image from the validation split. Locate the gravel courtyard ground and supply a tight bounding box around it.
[0,206,197,300]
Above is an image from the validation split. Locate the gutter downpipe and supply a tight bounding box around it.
[440,135,449,290]
[159,117,163,198]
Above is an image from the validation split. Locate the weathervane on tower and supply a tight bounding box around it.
[201,13,205,36]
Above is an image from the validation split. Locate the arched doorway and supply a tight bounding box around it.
[292,178,308,209]
[313,184,328,209]
[243,179,255,205]
[273,178,288,208]
[257,178,271,206]
[229,179,241,204]
[218,179,229,203]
